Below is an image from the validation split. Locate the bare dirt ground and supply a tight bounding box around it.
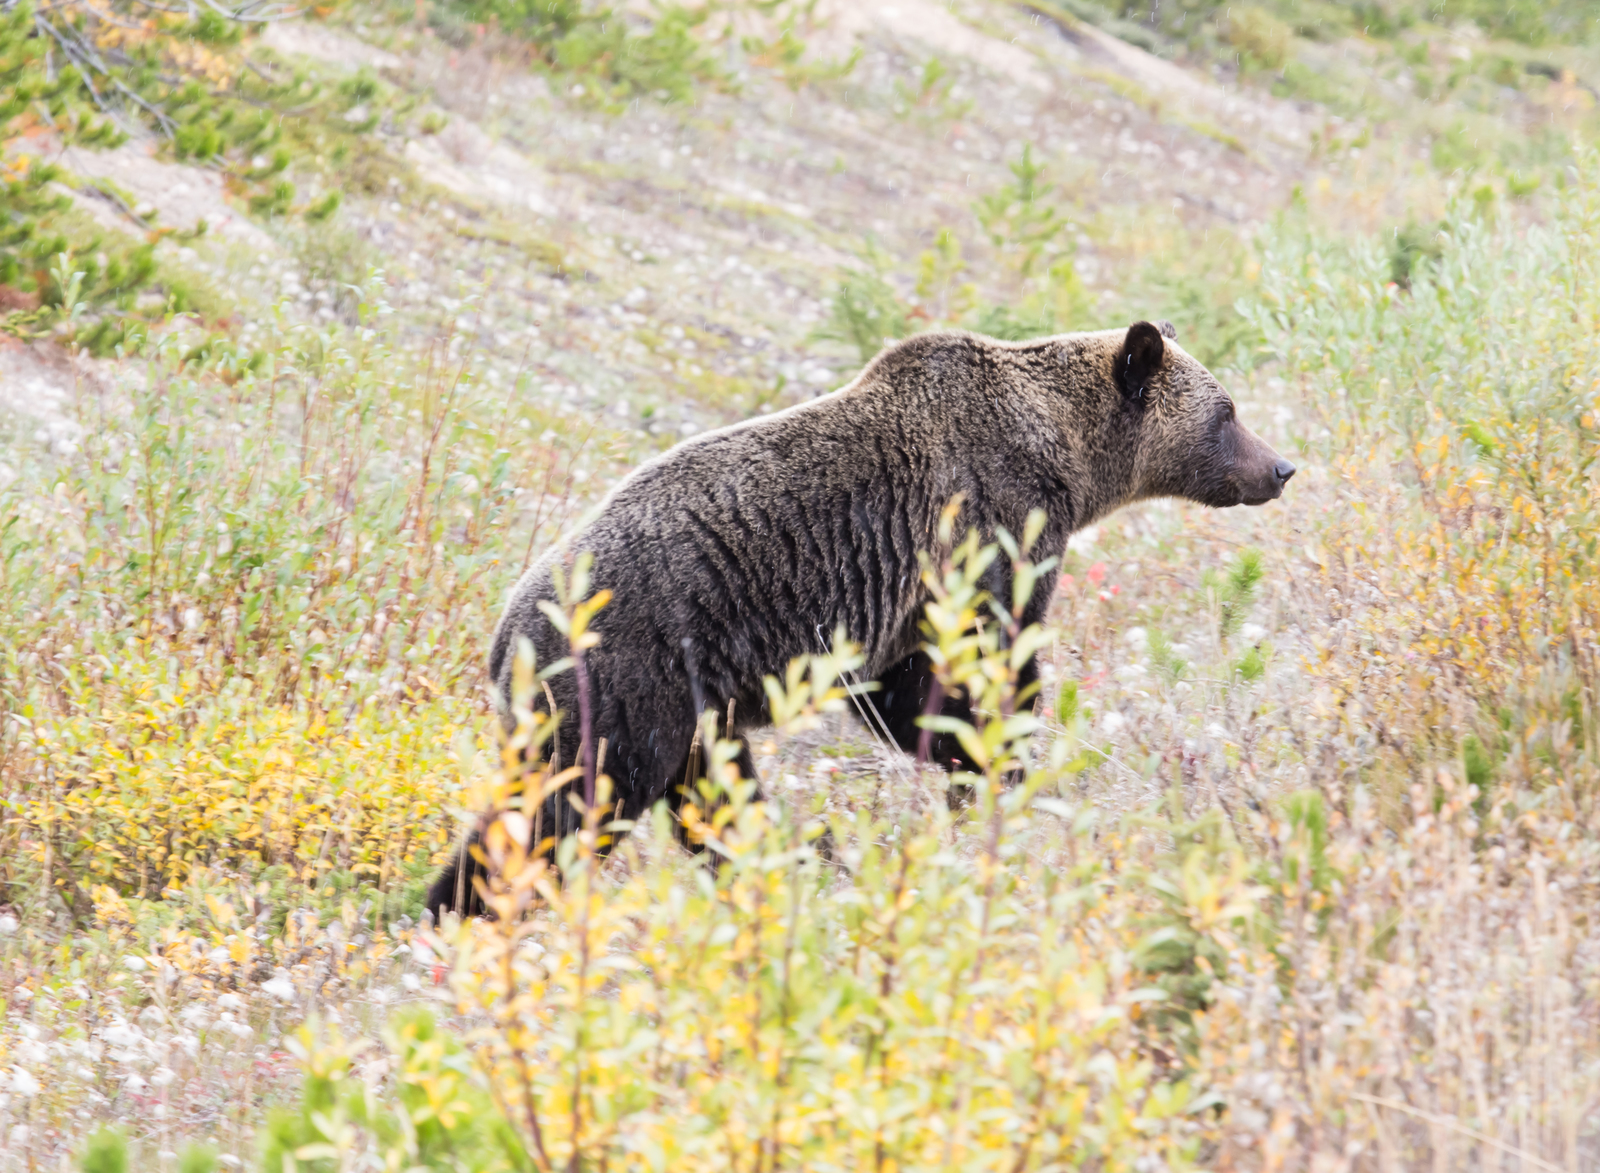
[0,339,93,469]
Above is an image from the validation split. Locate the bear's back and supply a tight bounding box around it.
[489,328,1115,699]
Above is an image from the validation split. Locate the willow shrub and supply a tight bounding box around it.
[1244,159,1600,813]
[1183,158,1600,1167]
[0,288,599,917]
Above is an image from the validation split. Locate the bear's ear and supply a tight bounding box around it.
[1157,320,1178,340]
[1117,321,1166,404]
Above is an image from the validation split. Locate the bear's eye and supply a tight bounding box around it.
[1213,401,1235,429]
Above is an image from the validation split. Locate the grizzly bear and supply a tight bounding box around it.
[427,322,1294,916]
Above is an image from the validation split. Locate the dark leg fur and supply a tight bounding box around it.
[427,737,763,920]
[867,651,982,771]
[866,650,1040,798]
[425,832,488,922]
[669,737,759,855]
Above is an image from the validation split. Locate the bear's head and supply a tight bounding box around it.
[1104,320,1294,510]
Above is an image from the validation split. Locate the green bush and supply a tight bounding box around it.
[812,250,913,361]
[448,0,719,103]
[78,1130,129,1173]
[1204,548,1264,646]
[1224,5,1291,69]
[1388,220,1446,287]
[78,1128,217,1173]
[974,144,1068,278]
[262,1009,533,1173]
[968,302,1057,340]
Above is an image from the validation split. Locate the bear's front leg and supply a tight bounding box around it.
[866,649,1041,803]
[866,650,979,771]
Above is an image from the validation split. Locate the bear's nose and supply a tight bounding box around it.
[1273,459,1296,486]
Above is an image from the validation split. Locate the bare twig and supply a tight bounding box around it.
[573,629,596,811]
[34,11,177,132]
[1351,1094,1565,1173]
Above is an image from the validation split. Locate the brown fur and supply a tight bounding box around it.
[428,323,1293,917]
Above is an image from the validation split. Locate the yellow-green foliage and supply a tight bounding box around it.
[0,298,605,918]
[1223,7,1292,70]
[24,661,464,900]
[429,532,1247,1172]
[1246,177,1600,798]
[260,1009,531,1173]
[447,800,1222,1171]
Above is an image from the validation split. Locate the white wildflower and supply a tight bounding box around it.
[103,1021,142,1049]
[16,1040,47,1064]
[1066,525,1099,552]
[10,1068,40,1098]
[262,969,296,1002]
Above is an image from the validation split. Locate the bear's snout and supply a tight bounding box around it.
[1241,454,1295,506]
[1231,423,1296,507]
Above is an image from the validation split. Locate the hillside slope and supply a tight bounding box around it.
[1,0,1598,1169]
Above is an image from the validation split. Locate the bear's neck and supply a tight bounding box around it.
[816,373,1082,591]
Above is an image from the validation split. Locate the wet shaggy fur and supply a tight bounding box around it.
[427,322,1294,917]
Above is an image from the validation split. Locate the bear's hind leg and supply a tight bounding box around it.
[426,831,488,922]
[668,736,759,856]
